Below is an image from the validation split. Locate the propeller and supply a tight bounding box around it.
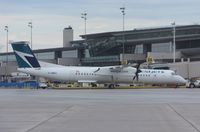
[94,68,100,73]
[133,63,142,81]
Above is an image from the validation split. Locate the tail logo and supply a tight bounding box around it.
[14,50,35,68]
[11,42,40,68]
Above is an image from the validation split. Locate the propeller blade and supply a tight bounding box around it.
[136,74,139,81]
[133,63,142,82]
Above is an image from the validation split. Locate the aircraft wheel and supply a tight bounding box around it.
[108,84,115,89]
[189,83,195,88]
[174,85,178,88]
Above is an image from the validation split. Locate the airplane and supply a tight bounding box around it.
[11,41,186,88]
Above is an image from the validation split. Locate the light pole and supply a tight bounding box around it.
[81,12,88,58]
[4,26,8,82]
[81,12,87,36]
[120,7,125,64]
[171,22,176,63]
[28,22,33,48]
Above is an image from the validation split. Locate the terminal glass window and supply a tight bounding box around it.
[62,50,78,58]
[36,52,54,60]
[135,44,143,54]
[152,42,172,53]
[0,55,15,61]
[82,56,119,63]
[0,55,6,61]
[8,55,15,61]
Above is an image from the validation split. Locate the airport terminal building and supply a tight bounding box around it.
[1,24,200,81]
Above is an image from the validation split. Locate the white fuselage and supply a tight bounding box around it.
[18,66,186,85]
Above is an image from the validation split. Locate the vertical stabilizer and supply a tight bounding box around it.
[11,41,40,68]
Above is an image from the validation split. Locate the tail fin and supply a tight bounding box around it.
[11,41,40,68]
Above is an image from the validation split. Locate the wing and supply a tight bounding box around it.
[78,80,97,83]
[109,66,124,72]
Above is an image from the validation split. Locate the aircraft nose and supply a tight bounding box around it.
[177,76,187,84]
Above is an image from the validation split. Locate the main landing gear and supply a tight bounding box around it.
[108,84,115,89]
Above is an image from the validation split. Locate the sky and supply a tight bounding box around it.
[0,0,199,52]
